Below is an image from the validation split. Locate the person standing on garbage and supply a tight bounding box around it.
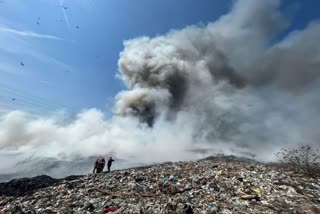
[107,157,115,173]
[93,156,105,173]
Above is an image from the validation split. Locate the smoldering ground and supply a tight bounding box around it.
[1,0,320,179]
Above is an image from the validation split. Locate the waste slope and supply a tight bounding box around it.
[0,156,319,213]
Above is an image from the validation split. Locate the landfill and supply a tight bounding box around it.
[0,156,319,214]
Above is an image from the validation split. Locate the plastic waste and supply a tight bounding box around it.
[103,206,118,213]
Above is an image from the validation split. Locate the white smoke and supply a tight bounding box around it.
[1,0,320,178]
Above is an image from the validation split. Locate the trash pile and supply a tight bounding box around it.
[0,156,320,213]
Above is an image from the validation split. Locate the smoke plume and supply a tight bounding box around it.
[1,0,320,178]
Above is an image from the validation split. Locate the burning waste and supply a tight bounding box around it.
[0,0,320,213]
[0,0,320,179]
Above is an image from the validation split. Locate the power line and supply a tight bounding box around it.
[0,83,76,115]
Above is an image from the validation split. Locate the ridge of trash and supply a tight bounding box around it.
[0,155,319,213]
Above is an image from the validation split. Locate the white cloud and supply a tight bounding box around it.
[0,25,62,40]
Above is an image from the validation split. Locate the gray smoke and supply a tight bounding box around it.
[116,23,248,125]
[115,0,320,156]
[0,0,320,179]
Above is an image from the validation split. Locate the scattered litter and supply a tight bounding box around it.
[102,206,118,213]
[0,156,319,213]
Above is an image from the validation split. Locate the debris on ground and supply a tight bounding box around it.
[0,156,319,213]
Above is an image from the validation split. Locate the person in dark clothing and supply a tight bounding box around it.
[93,156,105,173]
[107,157,115,173]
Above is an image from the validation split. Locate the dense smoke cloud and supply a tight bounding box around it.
[116,0,320,152]
[0,0,320,178]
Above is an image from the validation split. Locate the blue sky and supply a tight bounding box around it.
[0,0,319,117]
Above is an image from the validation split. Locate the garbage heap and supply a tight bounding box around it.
[0,156,320,213]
